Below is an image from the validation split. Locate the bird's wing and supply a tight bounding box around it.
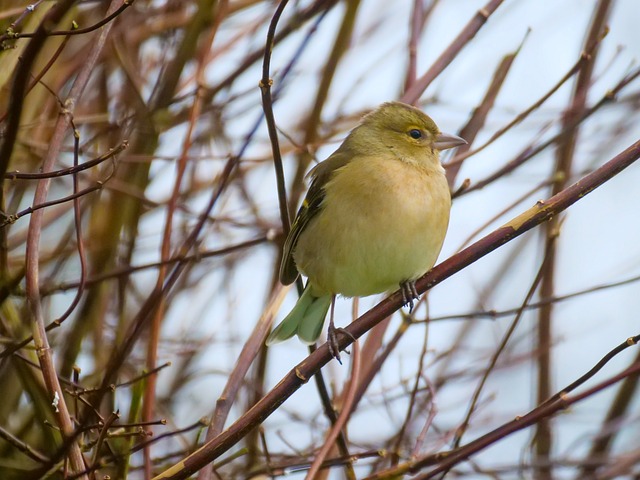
[279,151,352,285]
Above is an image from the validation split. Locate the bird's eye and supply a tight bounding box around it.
[408,129,422,139]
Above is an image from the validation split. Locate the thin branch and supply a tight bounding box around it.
[306,340,360,478]
[0,0,133,42]
[369,334,640,479]
[22,2,123,477]
[3,141,127,180]
[401,0,505,104]
[0,0,77,178]
[260,0,292,234]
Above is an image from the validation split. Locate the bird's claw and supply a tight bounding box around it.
[327,324,355,364]
[400,280,419,313]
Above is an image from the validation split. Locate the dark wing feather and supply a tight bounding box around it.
[279,151,352,285]
[279,180,325,284]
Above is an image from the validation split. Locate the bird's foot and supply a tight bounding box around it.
[327,322,355,365]
[400,280,419,313]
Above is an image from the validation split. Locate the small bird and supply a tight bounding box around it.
[266,102,465,359]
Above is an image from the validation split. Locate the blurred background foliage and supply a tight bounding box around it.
[1,0,640,478]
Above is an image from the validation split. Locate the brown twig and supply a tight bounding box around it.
[404,0,438,92]
[451,243,552,451]
[260,0,292,235]
[146,2,229,476]
[205,286,288,438]
[0,0,133,42]
[306,340,361,479]
[0,0,77,178]
[456,63,640,196]
[401,0,505,105]
[445,34,526,186]
[446,27,608,169]
[577,345,640,478]
[0,424,50,463]
[428,271,640,322]
[534,4,611,474]
[21,2,122,478]
[393,318,433,462]
[3,141,127,180]
[368,334,640,479]
[288,0,362,211]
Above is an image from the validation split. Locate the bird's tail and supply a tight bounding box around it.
[266,287,331,345]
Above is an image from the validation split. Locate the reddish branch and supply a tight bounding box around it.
[153,136,640,479]
[370,344,640,480]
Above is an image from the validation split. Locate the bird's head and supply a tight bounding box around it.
[345,102,466,168]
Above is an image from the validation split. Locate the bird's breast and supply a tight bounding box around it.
[294,156,451,297]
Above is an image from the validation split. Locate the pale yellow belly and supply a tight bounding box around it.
[293,157,451,297]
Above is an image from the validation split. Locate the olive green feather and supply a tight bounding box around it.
[278,151,352,285]
[265,287,331,345]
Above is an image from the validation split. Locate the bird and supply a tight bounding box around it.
[266,101,465,360]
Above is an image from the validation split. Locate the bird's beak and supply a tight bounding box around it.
[434,132,467,151]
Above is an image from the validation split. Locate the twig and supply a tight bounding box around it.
[22,2,123,478]
[306,340,361,479]
[445,33,526,186]
[411,377,438,458]
[206,285,288,438]
[288,0,362,210]
[577,346,640,478]
[446,27,607,168]
[4,141,127,180]
[145,2,230,475]
[393,319,432,462]
[534,3,611,472]
[428,271,640,322]
[260,0,292,235]
[0,424,50,463]
[0,0,77,178]
[451,244,551,450]
[368,335,640,479]
[401,0,505,104]
[0,0,133,42]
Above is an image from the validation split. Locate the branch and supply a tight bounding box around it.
[369,334,640,479]
[401,0,505,104]
[152,139,640,480]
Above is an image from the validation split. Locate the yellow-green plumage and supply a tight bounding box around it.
[266,102,465,346]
